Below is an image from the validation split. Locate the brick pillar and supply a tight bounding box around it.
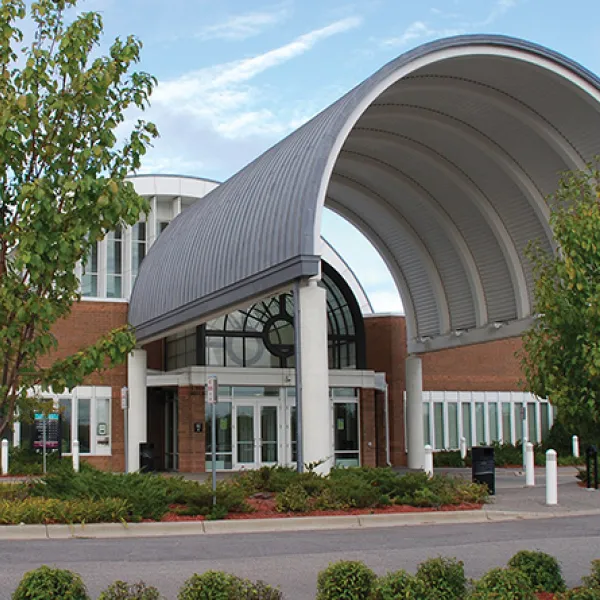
[374,389,387,467]
[177,386,205,473]
[112,387,126,472]
[360,388,377,468]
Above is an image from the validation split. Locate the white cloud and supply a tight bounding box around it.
[368,290,404,314]
[380,0,519,49]
[197,5,290,41]
[141,16,362,176]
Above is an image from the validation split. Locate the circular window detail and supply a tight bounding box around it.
[263,315,295,358]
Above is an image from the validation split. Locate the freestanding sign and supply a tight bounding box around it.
[207,375,218,505]
[33,412,61,474]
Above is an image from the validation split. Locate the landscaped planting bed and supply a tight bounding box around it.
[0,463,488,525]
[9,551,600,598]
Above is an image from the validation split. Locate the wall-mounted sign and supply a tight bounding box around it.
[33,413,60,450]
[206,375,218,404]
[121,386,129,410]
[97,423,108,436]
[194,422,202,433]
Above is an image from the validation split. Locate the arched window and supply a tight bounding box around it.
[199,262,365,370]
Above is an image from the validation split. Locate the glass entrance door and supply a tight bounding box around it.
[234,402,279,469]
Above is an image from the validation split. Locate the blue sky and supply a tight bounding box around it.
[80,0,600,313]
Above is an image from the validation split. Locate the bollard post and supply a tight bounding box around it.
[1,439,8,476]
[525,442,535,487]
[72,440,80,473]
[459,437,467,461]
[424,445,433,477]
[573,435,580,458]
[546,449,557,506]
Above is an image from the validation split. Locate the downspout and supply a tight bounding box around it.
[293,280,304,473]
[385,383,392,467]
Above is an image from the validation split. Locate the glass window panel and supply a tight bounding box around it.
[96,398,110,447]
[81,243,98,297]
[261,406,278,463]
[502,403,512,444]
[225,337,244,367]
[515,404,525,442]
[206,337,225,367]
[236,406,254,464]
[78,398,91,454]
[541,403,551,439]
[489,403,499,443]
[334,403,359,453]
[461,403,472,447]
[527,402,537,443]
[244,336,271,367]
[205,402,232,470]
[290,405,297,463]
[423,402,431,446]
[434,402,444,450]
[475,402,485,445]
[59,399,71,454]
[448,403,458,449]
[332,388,358,398]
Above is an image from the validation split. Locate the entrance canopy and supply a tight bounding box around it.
[129,35,600,353]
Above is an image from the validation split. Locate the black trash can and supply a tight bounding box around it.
[471,445,495,495]
[139,442,155,472]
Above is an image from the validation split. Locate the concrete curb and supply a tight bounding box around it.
[2,508,600,541]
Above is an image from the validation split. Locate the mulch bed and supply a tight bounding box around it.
[156,497,483,522]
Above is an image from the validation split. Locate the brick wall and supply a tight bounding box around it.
[45,300,128,471]
[359,388,377,467]
[178,386,206,473]
[145,339,165,371]
[364,315,526,466]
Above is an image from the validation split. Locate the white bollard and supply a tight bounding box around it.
[573,435,580,458]
[424,445,434,477]
[525,442,535,487]
[72,440,80,473]
[1,439,8,476]
[459,437,467,461]
[546,449,558,506]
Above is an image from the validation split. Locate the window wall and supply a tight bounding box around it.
[420,391,553,450]
[18,387,112,456]
[166,262,366,372]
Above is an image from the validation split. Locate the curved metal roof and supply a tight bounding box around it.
[129,34,600,352]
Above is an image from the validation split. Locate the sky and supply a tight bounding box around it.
[76,0,600,313]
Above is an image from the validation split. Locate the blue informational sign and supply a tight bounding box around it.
[33,413,60,450]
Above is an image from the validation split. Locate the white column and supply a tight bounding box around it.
[127,349,147,473]
[424,444,433,477]
[406,355,425,469]
[297,280,331,474]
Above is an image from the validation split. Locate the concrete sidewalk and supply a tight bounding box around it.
[0,467,598,540]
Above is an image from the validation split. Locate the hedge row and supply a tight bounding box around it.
[11,552,600,599]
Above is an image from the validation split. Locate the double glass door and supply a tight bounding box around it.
[235,402,280,469]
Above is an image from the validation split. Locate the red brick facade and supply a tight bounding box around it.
[364,315,525,465]
[177,386,206,473]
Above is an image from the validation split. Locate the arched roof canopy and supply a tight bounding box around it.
[129,35,600,353]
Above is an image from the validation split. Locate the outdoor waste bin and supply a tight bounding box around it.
[472,445,495,495]
[139,442,155,472]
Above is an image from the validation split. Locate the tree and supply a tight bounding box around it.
[520,160,600,437]
[0,0,158,436]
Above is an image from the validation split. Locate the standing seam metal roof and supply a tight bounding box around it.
[129,34,600,352]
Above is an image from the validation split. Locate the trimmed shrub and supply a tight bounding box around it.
[182,482,249,516]
[8,447,62,476]
[275,483,311,513]
[468,567,535,600]
[582,559,600,590]
[12,565,89,600]
[372,569,425,600]
[248,581,284,599]
[508,549,566,592]
[177,571,245,600]
[558,589,600,599]
[98,581,163,599]
[433,451,466,468]
[316,561,376,600]
[0,497,131,524]
[415,557,466,600]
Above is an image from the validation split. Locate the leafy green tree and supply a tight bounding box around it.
[520,160,600,437]
[0,0,157,436]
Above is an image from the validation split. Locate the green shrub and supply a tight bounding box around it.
[12,565,89,600]
[275,483,310,512]
[183,482,249,517]
[507,549,566,592]
[0,482,31,501]
[177,571,245,600]
[98,581,163,599]
[8,446,62,475]
[415,557,466,600]
[328,475,380,509]
[0,497,131,524]
[468,567,535,600]
[582,559,600,589]
[316,561,376,600]
[236,466,299,494]
[247,581,284,599]
[558,589,600,599]
[433,451,465,468]
[372,569,425,600]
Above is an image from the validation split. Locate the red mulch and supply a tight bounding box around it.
[154,498,483,522]
[535,593,556,600]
